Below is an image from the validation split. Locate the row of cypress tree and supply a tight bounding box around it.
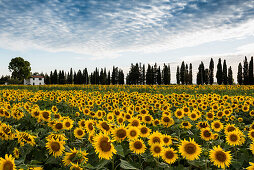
[3,56,252,85]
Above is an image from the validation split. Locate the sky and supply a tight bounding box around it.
[0,0,254,83]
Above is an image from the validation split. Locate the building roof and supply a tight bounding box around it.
[31,75,44,78]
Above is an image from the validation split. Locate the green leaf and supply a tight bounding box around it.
[30,160,43,164]
[96,159,110,170]
[115,145,125,157]
[120,159,139,170]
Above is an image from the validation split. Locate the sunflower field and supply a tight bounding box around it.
[0,85,254,170]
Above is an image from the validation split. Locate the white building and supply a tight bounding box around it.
[24,75,45,85]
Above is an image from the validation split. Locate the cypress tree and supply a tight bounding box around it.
[189,63,192,84]
[176,66,180,84]
[107,71,111,85]
[243,56,249,85]
[185,64,188,84]
[157,66,162,85]
[204,68,209,84]
[50,71,53,84]
[222,60,228,84]
[216,58,223,85]
[228,66,233,85]
[168,64,171,84]
[237,63,243,85]
[162,64,169,85]
[180,61,185,84]
[249,56,254,85]
[209,58,214,85]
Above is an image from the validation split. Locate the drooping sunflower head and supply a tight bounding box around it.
[178,138,202,161]
[224,124,237,135]
[0,154,16,170]
[63,148,88,166]
[40,110,51,122]
[162,147,178,165]
[209,145,231,169]
[13,147,20,159]
[129,139,146,154]
[196,121,209,130]
[92,134,116,160]
[85,119,95,133]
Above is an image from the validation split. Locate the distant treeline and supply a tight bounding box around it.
[0,56,253,85]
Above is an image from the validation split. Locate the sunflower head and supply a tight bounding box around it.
[162,147,178,164]
[129,139,146,154]
[46,138,65,157]
[0,154,16,170]
[209,145,231,169]
[178,138,202,161]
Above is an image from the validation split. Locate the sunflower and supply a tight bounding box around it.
[52,122,64,131]
[148,131,163,145]
[209,145,231,169]
[63,118,74,130]
[74,128,85,139]
[206,112,214,121]
[40,110,51,122]
[226,131,242,146]
[127,126,140,140]
[93,133,116,160]
[99,121,111,134]
[46,138,65,157]
[188,111,199,121]
[150,144,163,158]
[139,125,151,138]
[178,138,202,161]
[211,120,223,132]
[112,126,127,142]
[130,118,141,127]
[70,162,83,170]
[78,119,86,129]
[224,124,237,134]
[129,139,146,154]
[63,148,88,166]
[51,106,58,113]
[200,128,213,141]
[13,147,19,159]
[162,147,178,164]
[250,142,254,154]
[162,134,172,146]
[174,109,184,119]
[248,129,254,141]
[180,121,192,129]
[196,121,209,130]
[143,114,153,124]
[85,119,95,133]
[246,162,254,170]
[0,154,16,170]
[161,115,174,127]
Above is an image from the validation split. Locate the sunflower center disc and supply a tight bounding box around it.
[100,138,111,152]
[117,129,126,138]
[51,142,60,151]
[184,143,197,154]
[215,151,227,162]
[165,151,174,159]
[134,141,142,149]
[3,161,13,170]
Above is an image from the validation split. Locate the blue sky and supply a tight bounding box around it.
[0,0,254,83]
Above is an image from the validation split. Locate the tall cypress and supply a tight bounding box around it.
[222,60,228,84]
[204,68,209,84]
[228,66,233,85]
[157,66,162,85]
[176,66,180,84]
[237,63,243,85]
[185,64,188,84]
[249,56,254,85]
[168,64,171,84]
[189,63,192,84]
[209,58,214,85]
[180,61,185,84]
[216,58,223,85]
[243,56,249,85]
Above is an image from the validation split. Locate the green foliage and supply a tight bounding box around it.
[8,57,31,81]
